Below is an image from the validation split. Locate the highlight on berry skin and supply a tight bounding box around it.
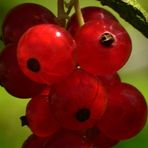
[75,20,132,76]
[17,24,76,85]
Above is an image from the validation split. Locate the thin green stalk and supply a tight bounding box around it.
[74,0,85,26]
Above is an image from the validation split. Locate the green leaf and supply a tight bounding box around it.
[97,0,148,38]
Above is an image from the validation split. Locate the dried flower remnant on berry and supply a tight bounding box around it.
[100,32,115,47]
[76,108,91,122]
[27,58,40,72]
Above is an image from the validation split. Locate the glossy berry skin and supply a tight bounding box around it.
[98,73,121,91]
[17,24,76,85]
[85,127,119,148]
[0,44,46,98]
[67,6,118,37]
[97,83,148,140]
[49,70,107,130]
[2,3,57,45]
[26,88,60,137]
[75,20,132,76]
[45,130,89,148]
[22,134,49,148]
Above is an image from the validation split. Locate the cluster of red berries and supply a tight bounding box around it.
[0,3,147,148]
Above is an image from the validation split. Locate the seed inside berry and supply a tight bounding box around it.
[100,33,114,47]
[76,108,91,122]
[27,58,40,72]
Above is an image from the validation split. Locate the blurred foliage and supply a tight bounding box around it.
[0,0,148,148]
[97,0,148,38]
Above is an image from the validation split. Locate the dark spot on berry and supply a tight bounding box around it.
[100,33,114,47]
[27,58,40,72]
[76,108,91,122]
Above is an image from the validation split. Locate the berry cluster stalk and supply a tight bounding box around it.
[57,0,84,27]
[57,0,66,27]
[73,0,85,26]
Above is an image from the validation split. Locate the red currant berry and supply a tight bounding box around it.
[67,6,118,37]
[49,70,107,130]
[75,20,132,76]
[2,3,57,45]
[97,83,148,140]
[45,130,89,148]
[22,134,48,148]
[26,88,60,137]
[98,73,121,91]
[85,127,119,148]
[17,24,76,85]
[0,44,46,98]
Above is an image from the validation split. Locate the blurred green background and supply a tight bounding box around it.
[0,0,148,147]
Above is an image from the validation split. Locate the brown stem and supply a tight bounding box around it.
[65,0,75,15]
[57,0,66,27]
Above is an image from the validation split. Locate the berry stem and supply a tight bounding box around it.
[65,0,75,16]
[73,0,85,26]
[57,0,66,27]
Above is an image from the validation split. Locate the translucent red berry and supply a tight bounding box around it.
[75,20,132,76]
[67,6,118,37]
[26,88,60,137]
[22,134,49,148]
[84,127,119,148]
[17,24,76,85]
[0,44,46,98]
[2,3,57,45]
[49,70,107,130]
[45,130,89,148]
[98,73,121,90]
[97,83,147,140]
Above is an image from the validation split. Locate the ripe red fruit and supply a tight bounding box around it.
[0,44,46,98]
[26,88,60,137]
[22,134,48,148]
[2,3,57,45]
[17,24,76,85]
[98,73,121,90]
[97,83,148,140]
[67,6,118,37]
[49,70,107,130]
[45,130,89,148]
[75,20,132,76]
[85,127,119,148]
